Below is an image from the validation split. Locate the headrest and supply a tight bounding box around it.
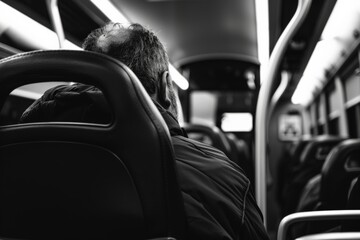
[182,123,231,155]
[0,50,164,128]
[299,135,344,165]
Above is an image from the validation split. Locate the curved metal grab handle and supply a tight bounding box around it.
[254,0,312,227]
[296,232,360,240]
[277,210,360,240]
[46,0,65,49]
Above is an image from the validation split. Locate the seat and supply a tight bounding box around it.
[292,139,360,237]
[282,135,344,215]
[181,123,256,177]
[182,123,232,158]
[0,50,187,239]
[320,139,360,211]
[342,175,360,231]
[299,136,344,165]
[296,138,360,212]
[226,133,254,182]
[278,136,313,214]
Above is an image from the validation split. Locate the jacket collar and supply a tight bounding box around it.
[153,101,187,137]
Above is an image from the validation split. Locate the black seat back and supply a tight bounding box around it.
[342,176,360,231]
[295,135,344,186]
[293,139,360,235]
[0,50,187,239]
[226,133,254,181]
[320,139,360,210]
[290,137,313,165]
[278,137,312,215]
[281,135,343,215]
[182,123,232,157]
[299,135,344,165]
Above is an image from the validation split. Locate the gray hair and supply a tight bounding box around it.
[82,23,170,95]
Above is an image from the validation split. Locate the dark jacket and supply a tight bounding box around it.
[20,84,269,240]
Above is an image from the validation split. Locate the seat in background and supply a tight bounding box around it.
[281,135,344,215]
[182,123,254,179]
[342,175,360,231]
[226,132,254,183]
[182,123,233,158]
[293,139,360,237]
[278,136,313,215]
[320,139,360,211]
[0,50,187,239]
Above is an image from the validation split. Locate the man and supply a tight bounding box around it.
[21,23,269,240]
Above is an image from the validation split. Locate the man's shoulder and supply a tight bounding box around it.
[172,135,227,157]
[171,135,250,187]
[171,135,260,239]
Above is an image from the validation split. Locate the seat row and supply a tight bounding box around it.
[277,135,360,238]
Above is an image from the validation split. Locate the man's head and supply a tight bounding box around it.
[82,22,178,118]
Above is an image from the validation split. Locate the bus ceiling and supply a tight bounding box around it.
[0,0,259,67]
[0,0,353,99]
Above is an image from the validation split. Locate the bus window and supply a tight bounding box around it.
[221,112,253,132]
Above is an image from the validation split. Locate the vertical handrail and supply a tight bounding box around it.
[46,0,65,49]
[254,0,312,228]
[269,71,290,116]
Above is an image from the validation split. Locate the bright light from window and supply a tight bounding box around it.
[291,76,315,104]
[10,89,42,100]
[221,113,253,132]
[291,40,338,105]
[90,0,189,90]
[0,2,79,50]
[190,91,217,126]
[321,0,360,40]
[292,0,360,105]
[255,0,270,84]
[169,65,189,90]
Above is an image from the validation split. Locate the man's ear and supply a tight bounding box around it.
[159,71,172,109]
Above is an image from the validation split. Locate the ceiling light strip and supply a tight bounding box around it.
[255,0,270,84]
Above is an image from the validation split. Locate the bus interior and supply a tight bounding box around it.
[0,0,360,239]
